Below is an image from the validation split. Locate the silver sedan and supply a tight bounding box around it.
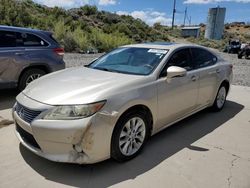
[13,43,233,164]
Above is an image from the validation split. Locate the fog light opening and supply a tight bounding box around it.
[73,144,83,153]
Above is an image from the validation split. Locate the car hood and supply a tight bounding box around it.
[22,67,145,105]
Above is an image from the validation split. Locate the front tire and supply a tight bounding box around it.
[18,68,46,91]
[111,111,150,162]
[212,85,227,111]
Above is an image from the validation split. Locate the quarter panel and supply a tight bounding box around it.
[197,64,220,106]
[209,61,233,105]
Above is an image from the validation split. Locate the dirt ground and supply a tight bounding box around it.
[0,86,250,188]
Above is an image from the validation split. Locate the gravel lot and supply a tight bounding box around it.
[218,52,250,86]
[64,53,102,68]
[64,51,250,87]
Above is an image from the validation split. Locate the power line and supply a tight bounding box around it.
[183,7,187,26]
[171,0,176,29]
[171,1,192,27]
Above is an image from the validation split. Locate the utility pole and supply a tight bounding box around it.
[183,7,187,26]
[171,0,176,29]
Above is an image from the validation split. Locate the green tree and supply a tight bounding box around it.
[81,5,97,16]
[72,27,90,51]
[54,20,67,41]
[0,0,173,52]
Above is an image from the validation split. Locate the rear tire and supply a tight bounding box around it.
[211,85,227,112]
[111,110,150,162]
[18,68,46,91]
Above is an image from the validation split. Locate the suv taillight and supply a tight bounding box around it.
[53,48,65,56]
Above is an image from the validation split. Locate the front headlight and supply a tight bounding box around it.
[42,101,106,120]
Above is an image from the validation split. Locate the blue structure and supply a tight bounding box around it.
[181,27,200,38]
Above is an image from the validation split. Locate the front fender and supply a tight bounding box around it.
[103,81,158,132]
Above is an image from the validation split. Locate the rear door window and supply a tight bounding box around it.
[0,30,17,47]
[167,48,193,70]
[191,48,217,68]
[160,48,193,77]
[18,33,48,47]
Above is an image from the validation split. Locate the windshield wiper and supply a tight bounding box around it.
[94,67,119,73]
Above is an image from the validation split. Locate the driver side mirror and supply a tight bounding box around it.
[166,66,187,79]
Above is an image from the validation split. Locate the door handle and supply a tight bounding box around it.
[208,69,221,75]
[191,75,198,82]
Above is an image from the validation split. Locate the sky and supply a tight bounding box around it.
[33,0,250,26]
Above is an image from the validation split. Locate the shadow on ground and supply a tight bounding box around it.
[20,101,243,188]
[0,89,18,111]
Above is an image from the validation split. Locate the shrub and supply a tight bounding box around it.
[90,28,132,52]
[72,27,90,52]
[63,32,78,52]
[54,20,67,41]
[243,33,250,40]
[81,5,98,16]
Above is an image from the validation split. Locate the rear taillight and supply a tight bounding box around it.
[53,48,65,56]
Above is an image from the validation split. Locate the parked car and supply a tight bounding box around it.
[13,43,233,164]
[0,25,65,91]
[224,39,241,54]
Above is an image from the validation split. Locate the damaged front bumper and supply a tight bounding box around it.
[13,93,115,164]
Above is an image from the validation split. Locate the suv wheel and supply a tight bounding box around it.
[111,111,150,162]
[18,68,46,91]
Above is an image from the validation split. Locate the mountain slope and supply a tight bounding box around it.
[0,0,170,52]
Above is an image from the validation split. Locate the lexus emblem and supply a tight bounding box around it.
[18,107,25,119]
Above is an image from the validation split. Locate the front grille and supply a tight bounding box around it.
[15,102,42,123]
[16,124,41,149]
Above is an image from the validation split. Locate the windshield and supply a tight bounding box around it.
[89,47,168,75]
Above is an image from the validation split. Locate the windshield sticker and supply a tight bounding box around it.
[148,49,168,54]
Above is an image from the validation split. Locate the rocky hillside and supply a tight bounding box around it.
[0,0,170,52]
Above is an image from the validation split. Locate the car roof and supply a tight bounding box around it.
[122,42,200,50]
[122,42,220,58]
[0,25,51,35]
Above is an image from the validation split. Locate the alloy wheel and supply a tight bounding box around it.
[216,86,226,109]
[25,74,41,85]
[119,117,146,156]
